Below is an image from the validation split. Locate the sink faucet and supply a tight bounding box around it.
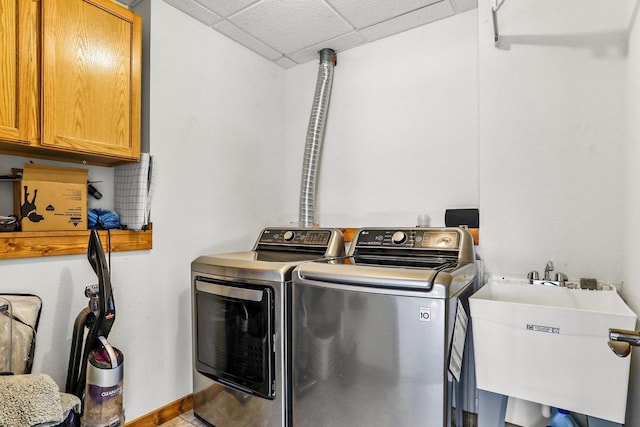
[543,261,554,280]
[554,272,568,286]
[528,261,567,286]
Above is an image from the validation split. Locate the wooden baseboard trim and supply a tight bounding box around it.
[125,394,193,427]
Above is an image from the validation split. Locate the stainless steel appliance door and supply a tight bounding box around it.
[192,272,287,427]
[194,278,275,399]
[292,279,449,427]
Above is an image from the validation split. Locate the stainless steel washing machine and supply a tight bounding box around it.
[191,227,344,427]
[291,227,477,427]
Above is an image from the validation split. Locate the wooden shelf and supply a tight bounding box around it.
[0,227,152,260]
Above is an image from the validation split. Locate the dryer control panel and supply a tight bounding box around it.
[258,228,332,246]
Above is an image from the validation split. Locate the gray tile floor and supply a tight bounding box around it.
[159,410,208,427]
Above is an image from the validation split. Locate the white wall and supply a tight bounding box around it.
[3,0,640,422]
[121,1,640,423]
[478,0,632,282]
[477,0,637,424]
[624,3,640,426]
[0,0,285,420]
[121,0,286,417]
[283,10,479,228]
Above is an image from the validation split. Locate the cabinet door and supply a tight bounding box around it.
[42,0,141,161]
[0,0,39,144]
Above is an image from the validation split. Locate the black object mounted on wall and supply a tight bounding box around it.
[445,208,479,228]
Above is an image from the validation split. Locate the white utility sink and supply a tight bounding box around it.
[470,278,637,424]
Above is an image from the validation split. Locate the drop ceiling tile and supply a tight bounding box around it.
[360,0,454,42]
[287,31,366,63]
[274,57,298,69]
[229,0,352,54]
[327,0,442,28]
[163,0,222,26]
[155,0,476,68]
[214,20,282,60]
[449,0,477,13]
[193,0,257,18]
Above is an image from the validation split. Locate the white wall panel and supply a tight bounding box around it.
[283,10,479,229]
[0,0,286,419]
[478,0,629,282]
[2,0,639,422]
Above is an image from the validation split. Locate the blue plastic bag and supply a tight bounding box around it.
[88,209,120,230]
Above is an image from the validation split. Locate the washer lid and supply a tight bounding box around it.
[192,251,310,282]
[295,260,439,291]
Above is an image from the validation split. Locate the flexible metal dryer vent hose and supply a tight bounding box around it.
[299,48,336,228]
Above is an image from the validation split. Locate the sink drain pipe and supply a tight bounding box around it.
[299,48,336,228]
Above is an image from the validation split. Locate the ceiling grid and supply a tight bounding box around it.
[121,0,478,67]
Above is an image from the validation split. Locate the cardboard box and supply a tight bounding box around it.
[16,164,88,231]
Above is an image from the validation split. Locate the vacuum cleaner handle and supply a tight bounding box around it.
[87,229,116,338]
[67,230,117,401]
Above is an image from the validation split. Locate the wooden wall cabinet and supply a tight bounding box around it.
[0,0,142,166]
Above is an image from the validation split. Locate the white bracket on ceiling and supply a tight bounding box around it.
[491,0,507,45]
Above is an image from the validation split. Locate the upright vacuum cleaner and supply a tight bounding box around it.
[66,230,125,427]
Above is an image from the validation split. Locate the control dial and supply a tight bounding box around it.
[391,231,407,245]
[283,231,295,242]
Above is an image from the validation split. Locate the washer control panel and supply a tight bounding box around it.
[355,228,460,250]
[258,228,332,246]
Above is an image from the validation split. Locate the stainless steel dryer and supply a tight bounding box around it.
[291,227,477,427]
[191,227,344,427]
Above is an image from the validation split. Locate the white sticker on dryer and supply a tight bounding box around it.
[419,307,431,322]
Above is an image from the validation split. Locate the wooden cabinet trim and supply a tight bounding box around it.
[0,0,40,143]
